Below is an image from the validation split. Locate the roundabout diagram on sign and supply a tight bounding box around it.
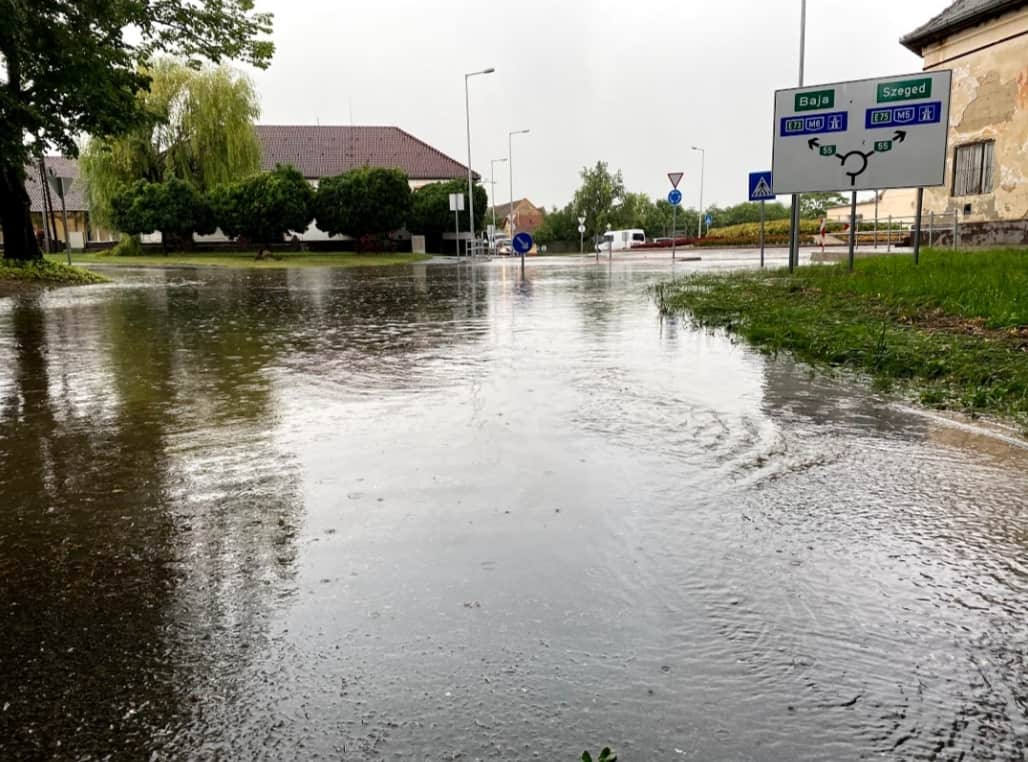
[807,131,907,186]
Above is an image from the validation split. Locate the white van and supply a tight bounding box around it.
[597,229,646,252]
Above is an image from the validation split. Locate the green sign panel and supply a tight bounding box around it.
[794,89,835,112]
[819,145,837,157]
[877,78,932,103]
[875,140,893,153]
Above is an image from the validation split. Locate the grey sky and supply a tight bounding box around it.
[245,0,949,211]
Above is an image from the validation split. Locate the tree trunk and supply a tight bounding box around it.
[1,164,42,261]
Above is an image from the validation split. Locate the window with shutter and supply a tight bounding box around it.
[952,141,995,196]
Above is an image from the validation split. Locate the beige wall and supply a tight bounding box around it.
[826,189,920,222]
[919,8,1028,222]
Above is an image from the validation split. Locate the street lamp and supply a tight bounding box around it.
[508,129,530,236]
[788,0,808,272]
[465,67,495,256]
[691,146,705,239]
[490,157,507,233]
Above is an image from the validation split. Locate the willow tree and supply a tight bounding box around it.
[80,60,262,229]
[0,0,272,261]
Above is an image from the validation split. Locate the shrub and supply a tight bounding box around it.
[107,235,144,257]
[314,167,412,246]
[109,177,215,250]
[212,164,315,248]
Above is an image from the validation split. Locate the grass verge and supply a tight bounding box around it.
[49,251,432,269]
[657,248,1028,430]
[1,258,109,289]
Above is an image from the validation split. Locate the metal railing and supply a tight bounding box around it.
[852,211,961,251]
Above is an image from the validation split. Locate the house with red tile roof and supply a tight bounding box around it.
[255,125,477,188]
[7,125,476,247]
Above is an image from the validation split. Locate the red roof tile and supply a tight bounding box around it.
[255,125,477,181]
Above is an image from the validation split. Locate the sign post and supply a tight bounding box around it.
[773,70,951,270]
[513,231,533,277]
[449,192,465,256]
[578,215,586,255]
[667,188,682,261]
[748,171,775,268]
[47,169,73,265]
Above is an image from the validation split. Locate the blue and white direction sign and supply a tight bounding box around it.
[667,189,683,206]
[704,214,713,228]
[748,171,775,201]
[513,232,534,254]
[772,70,952,194]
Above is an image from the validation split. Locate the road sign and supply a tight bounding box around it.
[577,224,586,234]
[748,171,775,201]
[448,193,465,212]
[577,215,586,225]
[772,70,952,194]
[667,172,684,189]
[513,232,533,254]
[705,214,712,227]
[667,189,682,206]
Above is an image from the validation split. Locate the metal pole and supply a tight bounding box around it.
[953,211,958,249]
[697,152,705,239]
[464,75,475,257]
[847,191,857,271]
[760,199,766,268]
[454,208,460,257]
[788,0,807,272]
[672,204,677,262]
[874,191,879,249]
[887,215,892,252]
[580,229,584,255]
[59,183,71,265]
[508,133,514,239]
[929,210,934,247]
[913,187,924,265]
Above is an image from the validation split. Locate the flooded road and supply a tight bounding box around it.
[1,256,1026,760]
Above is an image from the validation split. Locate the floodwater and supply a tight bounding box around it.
[1,253,1026,761]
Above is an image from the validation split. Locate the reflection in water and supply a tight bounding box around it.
[0,260,1025,759]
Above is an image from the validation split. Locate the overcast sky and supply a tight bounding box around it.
[244,0,949,211]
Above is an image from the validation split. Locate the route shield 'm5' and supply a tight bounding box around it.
[771,70,952,195]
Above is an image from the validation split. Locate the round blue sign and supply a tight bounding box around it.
[667,189,683,206]
[513,232,534,254]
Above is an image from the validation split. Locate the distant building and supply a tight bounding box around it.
[7,126,477,248]
[489,199,545,237]
[901,0,1028,242]
[825,189,919,223]
[23,157,116,246]
[255,125,476,190]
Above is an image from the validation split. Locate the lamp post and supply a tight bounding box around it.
[508,129,530,237]
[490,157,507,236]
[691,146,705,239]
[788,0,807,272]
[465,67,495,256]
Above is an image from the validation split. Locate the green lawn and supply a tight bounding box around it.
[49,251,433,269]
[657,248,1028,429]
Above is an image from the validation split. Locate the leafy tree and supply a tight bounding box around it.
[410,180,488,238]
[314,167,412,244]
[80,59,262,228]
[643,200,698,239]
[0,0,272,261]
[534,203,579,245]
[212,165,314,248]
[110,177,215,250]
[573,162,625,239]
[610,191,652,230]
[799,192,848,219]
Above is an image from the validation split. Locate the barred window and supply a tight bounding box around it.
[952,141,995,196]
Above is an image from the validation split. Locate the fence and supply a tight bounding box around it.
[852,211,961,250]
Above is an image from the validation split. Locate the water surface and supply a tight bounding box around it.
[1,256,1026,760]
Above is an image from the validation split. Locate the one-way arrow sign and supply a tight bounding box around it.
[667,172,684,189]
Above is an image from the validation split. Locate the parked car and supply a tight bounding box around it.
[494,237,513,255]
